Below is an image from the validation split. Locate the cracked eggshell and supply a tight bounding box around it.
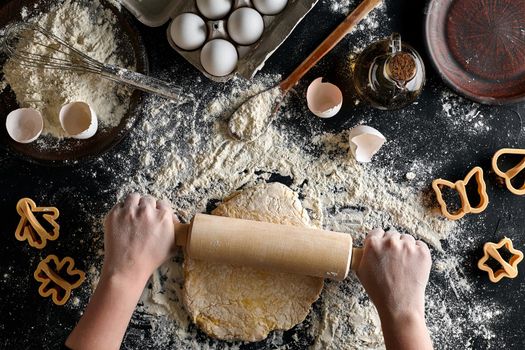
[306,77,343,118]
[348,125,386,163]
[6,108,43,143]
[59,102,98,139]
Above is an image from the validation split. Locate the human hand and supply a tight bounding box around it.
[356,229,431,321]
[66,194,178,350]
[102,193,177,284]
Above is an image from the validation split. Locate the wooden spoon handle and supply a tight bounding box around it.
[280,0,382,92]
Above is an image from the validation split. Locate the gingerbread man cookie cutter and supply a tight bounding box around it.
[478,237,523,283]
[15,198,59,249]
[492,148,525,195]
[34,255,85,305]
[432,166,489,220]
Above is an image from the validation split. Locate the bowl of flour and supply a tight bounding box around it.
[0,0,147,164]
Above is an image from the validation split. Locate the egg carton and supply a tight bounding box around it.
[120,0,319,82]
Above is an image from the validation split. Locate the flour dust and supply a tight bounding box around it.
[35,0,506,348]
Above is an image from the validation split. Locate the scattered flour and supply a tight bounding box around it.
[2,0,133,138]
[69,71,507,350]
[440,90,491,134]
[327,0,357,15]
[62,1,504,349]
[75,69,506,349]
[228,86,282,141]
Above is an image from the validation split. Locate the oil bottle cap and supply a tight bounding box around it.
[386,52,416,82]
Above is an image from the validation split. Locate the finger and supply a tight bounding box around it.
[400,233,416,244]
[123,193,141,208]
[139,195,156,208]
[156,198,172,211]
[416,240,430,251]
[173,213,180,223]
[384,230,401,239]
[367,228,385,238]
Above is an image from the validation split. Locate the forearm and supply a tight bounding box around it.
[380,310,433,350]
[66,272,147,350]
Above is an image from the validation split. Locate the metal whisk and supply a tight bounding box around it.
[1,23,188,103]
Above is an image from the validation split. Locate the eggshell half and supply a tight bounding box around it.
[306,77,343,118]
[5,108,43,143]
[59,102,98,139]
[348,125,386,163]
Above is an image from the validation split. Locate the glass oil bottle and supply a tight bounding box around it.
[352,33,425,110]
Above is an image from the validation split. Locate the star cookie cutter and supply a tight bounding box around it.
[478,237,524,283]
[15,198,59,249]
[34,255,85,305]
[432,166,489,220]
[492,148,525,195]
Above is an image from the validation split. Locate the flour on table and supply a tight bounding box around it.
[73,2,502,346]
[228,86,282,141]
[76,68,504,348]
[2,0,133,139]
[439,90,491,134]
[182,182,323,341]
[112,71,470,349]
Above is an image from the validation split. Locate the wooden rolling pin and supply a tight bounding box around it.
[174,214,363,281]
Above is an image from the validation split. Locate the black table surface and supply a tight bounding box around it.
[2,0,525,349]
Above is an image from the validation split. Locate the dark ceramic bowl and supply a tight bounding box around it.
[425,0,525,104]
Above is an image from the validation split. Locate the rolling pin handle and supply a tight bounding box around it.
[350,247,363,272]
[174,220,190,247]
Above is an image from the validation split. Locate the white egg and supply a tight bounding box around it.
[170,13,207,51]
[200,39,238,77]
[253,0,288,15]
[227,7,264,46]
[196,0,232,20]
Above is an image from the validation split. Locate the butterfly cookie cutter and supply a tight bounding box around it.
[34,255,85,305]
[478,237,523,283]
[15,198,60,249]
[432,166,489,220]
[492,148,525,195]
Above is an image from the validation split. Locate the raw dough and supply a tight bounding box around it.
[182,182,324,341]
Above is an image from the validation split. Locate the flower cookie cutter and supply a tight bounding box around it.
[432,166,489,220]
[492,148,525,195]
[34,255,85,305]
[15,198,60,249]
[478,237,524,283]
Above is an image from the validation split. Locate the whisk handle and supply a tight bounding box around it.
[102,65,188,102]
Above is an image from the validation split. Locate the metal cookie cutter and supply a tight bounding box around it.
[34,255,85,306]
[15,198,60,249]
[478,237,524,283]
[492,148,525,195]
[432,166,489,220]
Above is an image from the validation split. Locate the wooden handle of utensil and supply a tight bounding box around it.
[176,214,362,281]
[280,0,382,92]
